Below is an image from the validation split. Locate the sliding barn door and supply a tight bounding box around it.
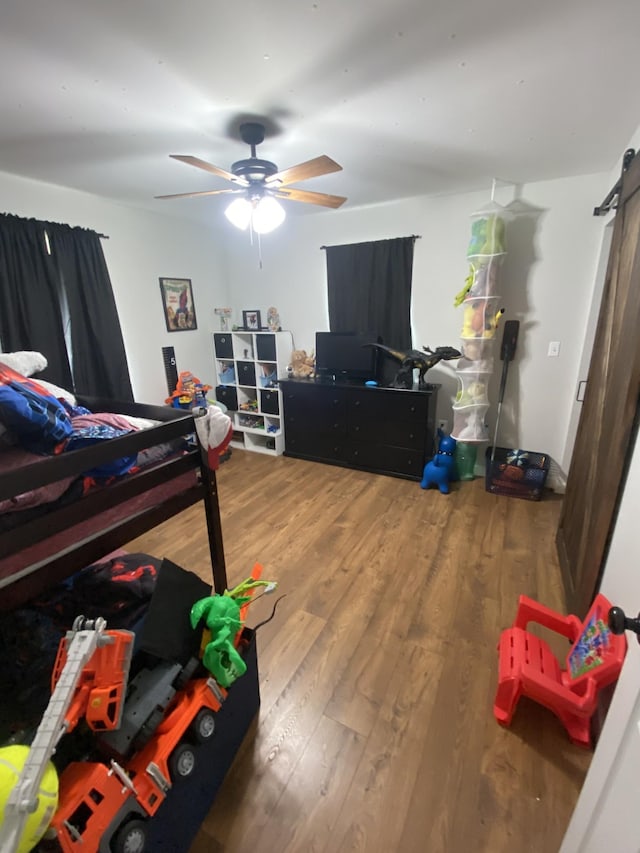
[557,153,640,617]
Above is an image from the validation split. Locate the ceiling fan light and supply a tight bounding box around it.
[252,196,286,234]
[225,197,253,230]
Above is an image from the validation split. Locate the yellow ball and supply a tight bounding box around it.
[0,745,59,853]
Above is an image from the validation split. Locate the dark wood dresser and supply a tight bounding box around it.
[280,379,439,480]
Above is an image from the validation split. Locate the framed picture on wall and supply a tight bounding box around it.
[160,277,198,332]
[242,310,261,331]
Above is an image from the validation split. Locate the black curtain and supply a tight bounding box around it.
[325,236,416,349]
[0,214,73,388]
[47,223,133,401]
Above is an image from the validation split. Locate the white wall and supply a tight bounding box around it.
[0,165,611,479]
[221,172,607,480]
[0,170,227,404]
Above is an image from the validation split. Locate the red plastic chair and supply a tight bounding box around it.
[494,593,626,747]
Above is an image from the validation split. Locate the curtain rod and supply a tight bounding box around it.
[320,234,421,250]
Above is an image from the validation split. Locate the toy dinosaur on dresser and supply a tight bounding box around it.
[366,343,461,389]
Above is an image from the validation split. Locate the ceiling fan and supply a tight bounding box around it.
[155,122,347,233]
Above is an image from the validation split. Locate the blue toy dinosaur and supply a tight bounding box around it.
[420,429,458,494]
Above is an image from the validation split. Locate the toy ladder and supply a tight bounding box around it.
[0,617,107,853]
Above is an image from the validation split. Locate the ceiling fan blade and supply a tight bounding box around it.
[274,187,347,209]
[266,155,342,187]
[155,188,241,200]
[169,155,248,185]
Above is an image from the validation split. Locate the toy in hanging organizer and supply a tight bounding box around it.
[451,194,510,454]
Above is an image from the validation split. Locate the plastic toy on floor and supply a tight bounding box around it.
[494,593,627,747]
[420,429,458,494]
[190,563,277,688]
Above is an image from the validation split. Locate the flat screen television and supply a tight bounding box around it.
[315,332,376,380]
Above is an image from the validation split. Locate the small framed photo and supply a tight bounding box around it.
[242,310,262,331]
[160,278,198,332]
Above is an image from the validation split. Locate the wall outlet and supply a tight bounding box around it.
[438,419,449,433]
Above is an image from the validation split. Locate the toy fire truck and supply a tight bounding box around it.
[0,615,228,853]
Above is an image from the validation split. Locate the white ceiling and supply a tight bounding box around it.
[1,0,638,223]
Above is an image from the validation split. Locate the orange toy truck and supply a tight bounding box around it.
[1,616,231,853]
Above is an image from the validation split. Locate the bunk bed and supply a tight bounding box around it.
[0,397,261,852]
[0,397,228,610]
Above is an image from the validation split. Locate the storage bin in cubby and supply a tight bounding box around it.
[260,389,279,415]
[217,361,235,385]
[256,335,277,361]
[236,361,256,387]
[215,385,238,411]
[451,403,489,443]
[258,362,277,387]
[213,333,233,359]
[237,412,265,430]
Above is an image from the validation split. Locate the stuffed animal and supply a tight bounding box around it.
[420,429,458,495]
[288,349,315,379]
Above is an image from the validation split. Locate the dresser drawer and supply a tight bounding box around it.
[348,416,425,450]
[345,442,425,479]
[283,383,347,425]
[285,412,346,436]
[348,388,428,422]
[285,434,346,462]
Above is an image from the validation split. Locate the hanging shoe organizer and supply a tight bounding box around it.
[451,202,509,444]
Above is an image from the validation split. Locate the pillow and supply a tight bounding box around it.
[119,415,158,430]
[34,379,77,406]
[0,351,48,377]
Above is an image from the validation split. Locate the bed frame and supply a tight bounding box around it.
[0,398,228,610]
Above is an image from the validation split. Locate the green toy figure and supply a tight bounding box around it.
[190,566,276,688]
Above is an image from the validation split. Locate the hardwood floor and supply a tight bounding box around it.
[127,450,591,853]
